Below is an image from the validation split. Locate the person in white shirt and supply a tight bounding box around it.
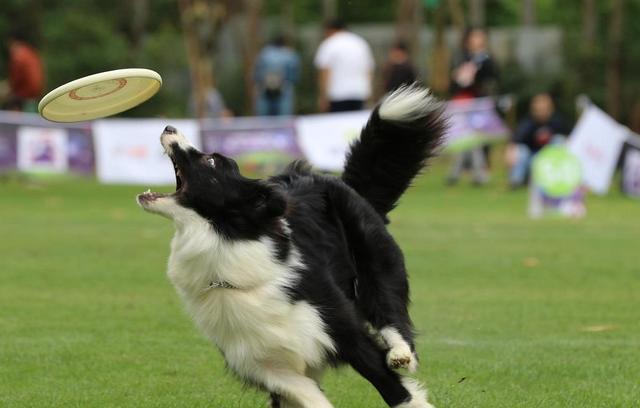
[314,19,375,112]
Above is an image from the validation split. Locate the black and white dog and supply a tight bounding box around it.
[137,85,446,408]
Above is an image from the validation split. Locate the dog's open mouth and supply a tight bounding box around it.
[137,154,183,204]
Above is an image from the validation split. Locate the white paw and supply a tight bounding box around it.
[379,326,418,372]
[387,344,418,373]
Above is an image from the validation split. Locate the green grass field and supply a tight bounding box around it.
[1,165,639,408]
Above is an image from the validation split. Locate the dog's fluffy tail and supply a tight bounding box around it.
[342,84,448,221]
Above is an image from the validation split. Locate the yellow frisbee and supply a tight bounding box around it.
[38,68,162,122]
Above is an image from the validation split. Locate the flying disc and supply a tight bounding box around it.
[38,68,162,122]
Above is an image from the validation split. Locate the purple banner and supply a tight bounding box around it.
[444,98,509,152]
[0,124,18,171]
[67,128,95,174]
[201,117,302,175]
[0,111,94,175]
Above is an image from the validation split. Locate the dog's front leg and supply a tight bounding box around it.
[256,367,333,408]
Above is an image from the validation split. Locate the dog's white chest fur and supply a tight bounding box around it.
[165,214,334,378]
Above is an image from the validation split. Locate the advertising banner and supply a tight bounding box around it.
[529,145,586,218]
[0,124,17,171]
[296,110,370,172]
[201,117,301,175]
[17,126,69,173]
[93,119,200,185]
[622,148,640,197]
[444,97,509,153]
[567,105,627,195]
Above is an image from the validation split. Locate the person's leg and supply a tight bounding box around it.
[447,152,469,184]
[279,86,294,115]
[256,92,269,116]
[470,147,489,185]
[509,144,532,187]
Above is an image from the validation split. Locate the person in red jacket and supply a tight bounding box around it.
[4,28,44,112]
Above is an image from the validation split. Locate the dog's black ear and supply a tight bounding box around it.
[255,188,287,218]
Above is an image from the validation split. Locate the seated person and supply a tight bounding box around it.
[507,93,571,188]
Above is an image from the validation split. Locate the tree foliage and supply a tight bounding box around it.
[0,0,638,124]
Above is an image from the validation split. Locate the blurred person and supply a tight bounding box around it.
[254,34,300,116]
[447,27,498,186]
[450,27,498,99]
[314,19,374,112]
[382,40,417,93]
[3,27,44,112]
[507,92,571,188]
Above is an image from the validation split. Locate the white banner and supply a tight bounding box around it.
[567,105,627,195]
[93,119,200,185]
[296,111,370,171]
[17,126,68,173]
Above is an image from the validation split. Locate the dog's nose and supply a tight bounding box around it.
[164,125,177,134]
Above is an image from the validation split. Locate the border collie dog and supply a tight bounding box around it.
[137,85,446,408]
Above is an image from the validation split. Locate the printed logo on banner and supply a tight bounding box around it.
[17,126,69,173]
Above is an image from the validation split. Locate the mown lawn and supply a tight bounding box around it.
[1,164,638,407]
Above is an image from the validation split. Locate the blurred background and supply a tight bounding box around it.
[0,0,638,123]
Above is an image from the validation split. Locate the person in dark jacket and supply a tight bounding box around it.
[382,40,417,92]
[449,28,498,99]
[507,92,572,188]
[447,27,498,185]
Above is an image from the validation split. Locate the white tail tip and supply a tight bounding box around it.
[378,83,441,122]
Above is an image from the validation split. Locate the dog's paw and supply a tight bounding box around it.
[387,344,418,373]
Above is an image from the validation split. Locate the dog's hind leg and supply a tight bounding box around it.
[328,183,418,371]
[378,326,418,373]
[270,393,303,408]
[340,329,434,408]
[269,393,282,408]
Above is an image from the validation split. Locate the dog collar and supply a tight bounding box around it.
[205,281,237,290]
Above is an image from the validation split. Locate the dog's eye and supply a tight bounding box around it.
[207,157,216,168]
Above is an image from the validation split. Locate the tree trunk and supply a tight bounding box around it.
[429,2,450,95]
[606,0,624,120]
[582,0,597,48]
[130,0,149,56]
[469,0,485,27]
[281,0,295,41]
[178,0,227,119]
[242,0,263,115]
[579,0,598,88]
[396,0,422,57]
[322,0,337,24]
[521,0,536,26]
[447,0,465,34]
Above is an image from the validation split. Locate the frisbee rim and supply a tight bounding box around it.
[38,68,162,123]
